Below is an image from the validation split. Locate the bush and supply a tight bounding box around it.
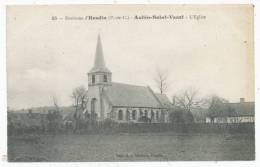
[169,108,194,124]
[103,118,118,129]
[47,110,63,132]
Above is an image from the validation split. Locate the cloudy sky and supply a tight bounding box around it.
[7,5,254,109]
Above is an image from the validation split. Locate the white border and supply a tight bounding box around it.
[0,0,259,167]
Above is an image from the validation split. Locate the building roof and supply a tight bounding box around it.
[209,101,254,117]
[103,82,171,108]
[155,93,173,108]
[228,102,254,116]
[89,34,111,73]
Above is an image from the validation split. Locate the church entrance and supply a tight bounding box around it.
[90,98,97,120]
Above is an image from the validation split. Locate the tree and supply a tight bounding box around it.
[169,108,185,124]
[154,69,169,94]
[46,95,63,133]
[174,87,200,112]
[202,95,229,118]
[202,95,228,108]
[169,107,194,133]
[52,95,60,111]
[71,86,88,131]
[71,86,88,113]
[171,88,201,124]
[169,108,194,124]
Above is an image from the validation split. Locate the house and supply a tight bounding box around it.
[85,35,172,123]
[206,98,254,123]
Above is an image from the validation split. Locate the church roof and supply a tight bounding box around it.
[155,93,173,108]
[103,82,171,108]
[89,34,111,73]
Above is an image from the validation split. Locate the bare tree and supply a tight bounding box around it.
[202,95,228,109]
[175,88,200,112]
[71,86,88,112]
[154,69,169,94]
[71,86,88,132]
[52,95,60,111]
[46,95,63,133]
[202,95,229,117]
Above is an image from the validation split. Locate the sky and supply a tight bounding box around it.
[6,5,254,110]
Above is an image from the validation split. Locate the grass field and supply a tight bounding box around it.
[8,132,254,161]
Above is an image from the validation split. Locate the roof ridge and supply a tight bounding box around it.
[112,82,148,88]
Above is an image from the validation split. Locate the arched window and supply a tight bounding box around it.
[118,110,123,120]
[126,110,130,121]
[92,75,95,84]
[132,110,136,120]
[156,111,159,120]
[104,75,107,82]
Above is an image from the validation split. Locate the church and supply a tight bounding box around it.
[85,35,172,123]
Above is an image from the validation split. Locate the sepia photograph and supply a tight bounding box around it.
[5,4,255,162]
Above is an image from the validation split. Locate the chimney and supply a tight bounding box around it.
[240,98,245,103]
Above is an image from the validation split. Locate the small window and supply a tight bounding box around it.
[104,75,107,82]
[92,75,95,84]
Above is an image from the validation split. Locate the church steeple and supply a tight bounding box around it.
[89,34,111,73]
[88,35,112,86]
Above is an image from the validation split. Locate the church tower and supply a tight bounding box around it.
[87,35,112,121]
[88,34,112,86]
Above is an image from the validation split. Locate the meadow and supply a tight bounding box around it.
[8,132,254,161]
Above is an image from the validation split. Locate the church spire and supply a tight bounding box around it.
[89,34,111,73]
[94,34,105,69]
[88,34,112,86]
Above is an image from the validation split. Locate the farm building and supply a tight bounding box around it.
[206,98,254,123]
[85,35,172,123]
